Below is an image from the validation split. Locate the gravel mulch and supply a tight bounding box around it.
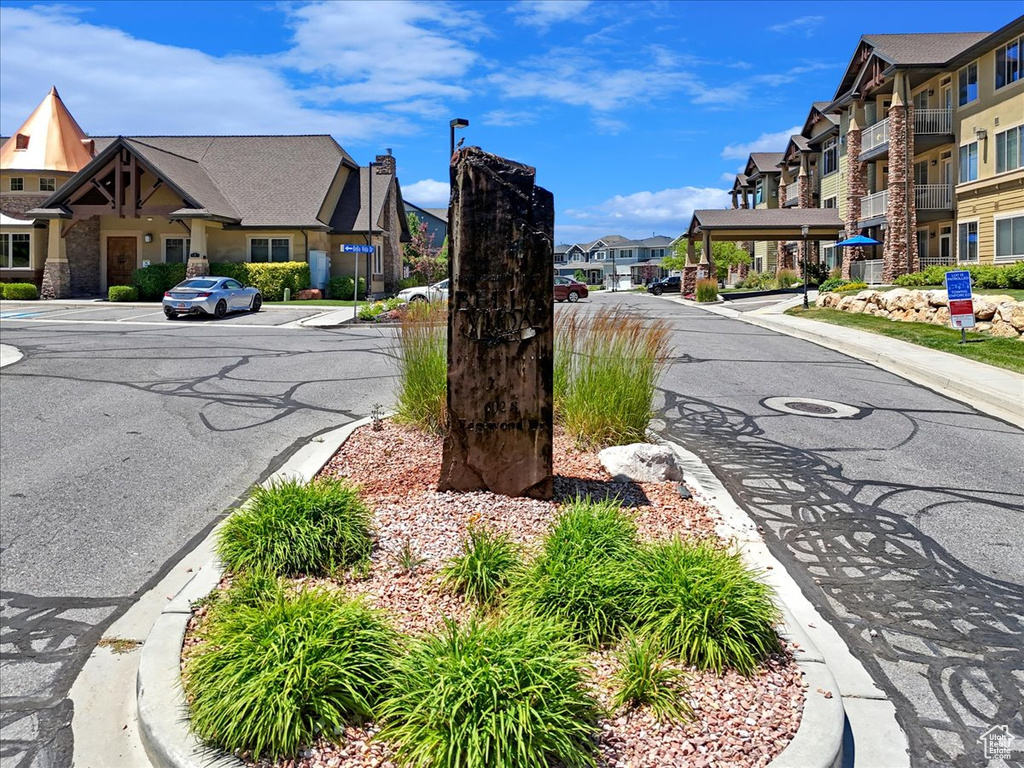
[187,420,806,768]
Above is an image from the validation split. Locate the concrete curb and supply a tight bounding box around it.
[0,298,312,311]
[652,434,849,768]
[136,416,375,768]
[0,343,24,368]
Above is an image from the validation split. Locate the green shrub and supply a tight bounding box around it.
[358,296,404,321]
[217,478,372,576]
[893,262,1024,290]
[695,278,718,302]
[612,634,693,722]
[210,262,309,302]
[1,282,39,300]
[819,277,851,292]
[327,275,367,300]
[632,538,779,674]
[507,498,638,647]
[107,285,138,302]
[186,588,396,760]
[397,276,420,290]
[132,263,186,300]
[555,307,670,447]
[834,281,869,293]
[738,271,775,290]
[394,300,447,433]
[378,615,601,768]
[440,524,520,607]
[775,269,799,289]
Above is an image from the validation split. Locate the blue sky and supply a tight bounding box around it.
[1,1,1019,244]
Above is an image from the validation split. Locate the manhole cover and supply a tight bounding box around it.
[762,397,861,419]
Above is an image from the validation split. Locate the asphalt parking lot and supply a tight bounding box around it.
[0,301,333,328]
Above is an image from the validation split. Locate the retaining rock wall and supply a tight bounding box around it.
[816,288,1024,340]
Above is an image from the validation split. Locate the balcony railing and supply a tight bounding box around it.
[862,118,890,153]
[860,109,953,154]
[784,180,800,205]
[860,189,888,219]
[915,184,953,210]
[919,254,955,268]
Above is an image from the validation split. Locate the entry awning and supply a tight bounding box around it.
[686,208,843,241]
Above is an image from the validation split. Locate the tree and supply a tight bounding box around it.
[404,213,447,284]
[573,269,586,283]
[662,239,751,281]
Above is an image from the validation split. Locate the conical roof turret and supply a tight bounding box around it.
[0,86,94,172]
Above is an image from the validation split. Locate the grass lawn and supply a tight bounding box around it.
[873,285,1024,301]
[786,307,1024,374]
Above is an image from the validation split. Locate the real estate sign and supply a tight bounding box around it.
[944,270,975,329]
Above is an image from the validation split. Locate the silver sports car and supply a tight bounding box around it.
[162,277,262,319]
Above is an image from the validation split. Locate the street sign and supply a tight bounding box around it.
[341,244,375,253]
[944,270,975,332]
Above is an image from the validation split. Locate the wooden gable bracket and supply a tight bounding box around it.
[137,178,164,209]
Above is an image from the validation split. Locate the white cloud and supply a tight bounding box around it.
[720,171,740,183]
[402,178,450,207]
[592,116,627,134]
[510,0,593,29]
[0,5,413,139]
[561,186,730,239]
[720,126,801,160]
[481,109,538,127]
[768,16,825,36]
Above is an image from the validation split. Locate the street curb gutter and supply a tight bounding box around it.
[140,416,847,768]
[136,416,374,768]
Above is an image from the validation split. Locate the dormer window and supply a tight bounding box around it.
[15,133,29,150]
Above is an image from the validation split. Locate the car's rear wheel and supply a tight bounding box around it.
[652,286,663,296]
[214,299,228,319]
[567,291,580,303]
[251,295,262,313]
[410,294,427,302]
[164,308,177,320]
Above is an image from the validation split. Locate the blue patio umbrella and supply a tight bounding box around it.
[835,234,881,247]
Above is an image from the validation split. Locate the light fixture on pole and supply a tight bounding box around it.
[450,118,469,157]
[801,224,810,309]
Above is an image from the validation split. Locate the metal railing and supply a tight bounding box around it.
[919,254,955,268]
[851,259,884,285]
[914,108,952,135]
[860,189,888,219]
[784,180,800,205]
[915,184,952,210]
[862,118,890,153]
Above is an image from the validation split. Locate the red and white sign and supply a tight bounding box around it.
[949,298,975,329]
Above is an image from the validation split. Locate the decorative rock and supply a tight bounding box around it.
[598,443,684,483]
[974,299,999,321]
[927,290,948,307]
[296,288,323,300]
[989,320,1021,339]
[1008,304,1024,332]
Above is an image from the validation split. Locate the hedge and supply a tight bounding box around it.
[133,263,186,300]
[108,286,138,302]
[1,282,39,300]
[894,262,1024,289]
[211,262,310,302]
[327,275,367,301]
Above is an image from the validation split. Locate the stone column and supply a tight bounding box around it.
[883,77,917,283]
[843,105,867,280]
[683,238,698,295]
[439,147,554,500]
[776,175,792,273]
[40,219,71,299]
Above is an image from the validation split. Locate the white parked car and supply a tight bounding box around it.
[397,279,449,303]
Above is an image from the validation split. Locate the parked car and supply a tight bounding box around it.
[163,277,262,319]
[554,276,588,303]
[646,275,681,296]
[398,278,449,303]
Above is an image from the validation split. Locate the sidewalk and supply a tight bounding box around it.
[675,293,1024,430]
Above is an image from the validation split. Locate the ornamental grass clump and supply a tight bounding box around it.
[612,634,693,723]
[394,300,447,433]
[440,523,520,607]
[185,589,397,760]
[507,497,639,647]
[555,307,671,447]
[217,478,372,576]
[378,615,602,768]
[632,538,780,674]
[695,278,719,303]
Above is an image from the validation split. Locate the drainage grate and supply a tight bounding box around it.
[761,396,861,419]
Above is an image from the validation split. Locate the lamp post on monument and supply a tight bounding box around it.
[450,118,469,158]
[801,224,810,309]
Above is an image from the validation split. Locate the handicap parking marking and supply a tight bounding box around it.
[0,310,47,319]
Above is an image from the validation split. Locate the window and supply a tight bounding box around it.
[995,35,1022,90]
[995,214,1024,261]
[959,142,978,183]
[595,250,606,261]
[917,229,929,260]
[914,161,929,186]
[0,233,32,269]
[754,181,764,205]
[913,90,929,111]
[39,177,56,192]
[15,134,29,150]
[995,125,1024,174]
[164,237,191,264]
[620,249,633,258]
[249,237,290,262]
[823,197,837,208]
[823,138,838,176]
[9,177,24,191]
[958,62,978,105]
[373,245,383,275]
[957,221,978,262]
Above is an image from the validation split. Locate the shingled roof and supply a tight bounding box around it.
[862,32,990,66]
[745,152,785,178]
[686,208,843,239]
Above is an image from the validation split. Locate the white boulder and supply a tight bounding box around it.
[598,443,683,483]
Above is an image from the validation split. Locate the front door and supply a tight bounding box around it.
[107,237,137,288]
[939,234,952,263]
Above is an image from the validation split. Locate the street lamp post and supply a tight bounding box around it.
[801,224,810,309]
[450,118,469,158]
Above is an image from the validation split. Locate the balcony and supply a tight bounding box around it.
[860,189,888,220]
[860,109,954,158]
[783,180,800,207]
[915,184,952,210]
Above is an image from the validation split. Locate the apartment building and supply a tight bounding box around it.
[554,234,673,285]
